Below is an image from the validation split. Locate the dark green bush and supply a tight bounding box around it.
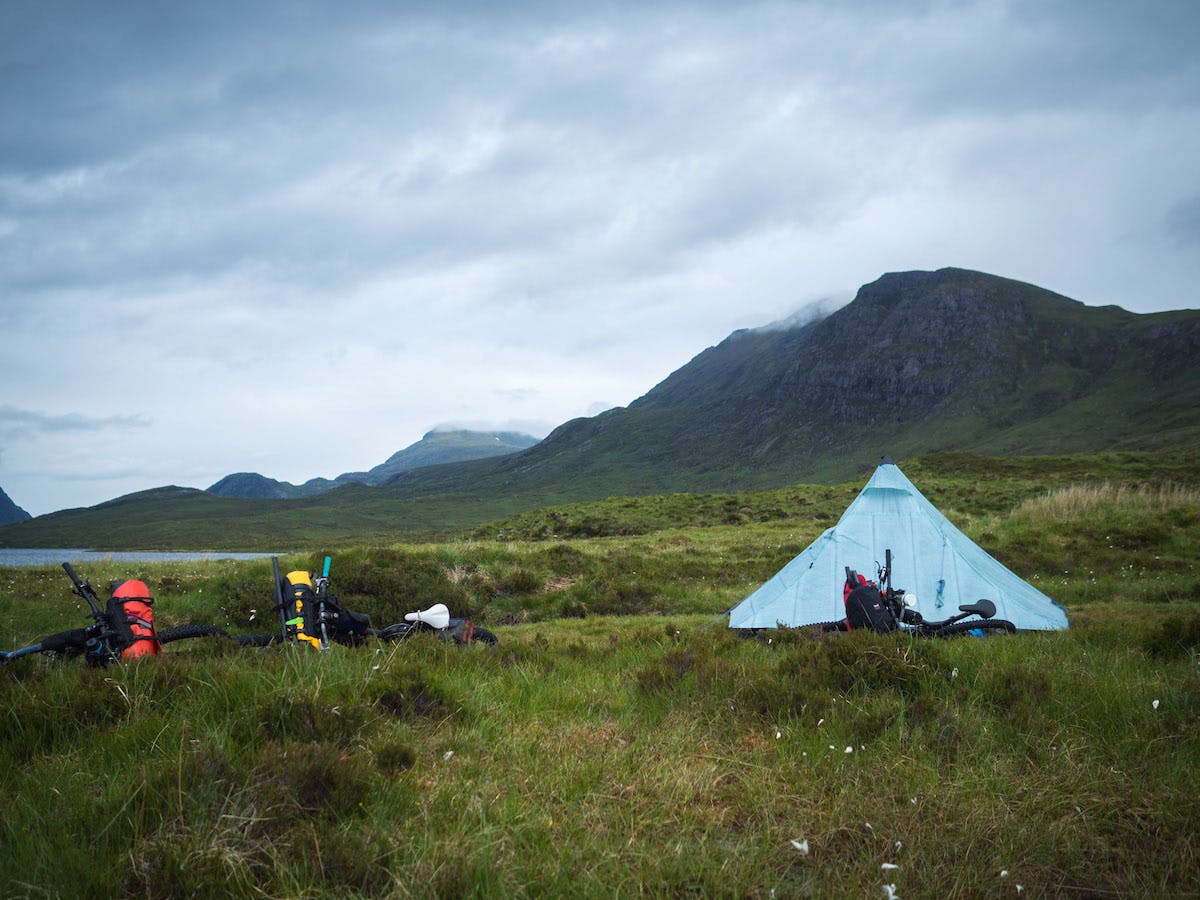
[0,669,130,759]
[821,631,949,694]
[305,824,394,894]
[572,573,663,616]
[370,669,460,722]
[974,661,1052,731]
[373,739,417,774]
[335,549,473,622]
[496,567,544,595]
[535,543,591,576]
[558,597,588,618]
[252,693,370,746]
[1142,612,1200,660]
[214,568,275,624]
[636,646,701,696]
[250,739,371,822]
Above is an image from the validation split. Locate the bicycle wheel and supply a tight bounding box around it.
[158,625,278,647]
[157,623,230,644]
[933,619,1016,638]
[234,632,280,647]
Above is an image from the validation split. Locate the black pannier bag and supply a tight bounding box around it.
[844,583,896,632]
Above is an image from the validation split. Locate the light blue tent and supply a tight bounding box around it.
[728,458,1068,631]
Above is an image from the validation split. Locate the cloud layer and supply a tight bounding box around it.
[2,1,1198,514]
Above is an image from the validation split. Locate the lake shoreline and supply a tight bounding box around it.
[0,548,282,567]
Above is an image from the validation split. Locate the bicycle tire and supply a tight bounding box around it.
[933,619,1016,638]
[463,626,498,646]
[817,620,849,633]
[234,632,280,647]
[157,624,279,647]
[157,623,231,644]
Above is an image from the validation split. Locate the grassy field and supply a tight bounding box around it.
[1,458,1198,896]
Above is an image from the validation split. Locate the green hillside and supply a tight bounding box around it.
[2,450,1197,556]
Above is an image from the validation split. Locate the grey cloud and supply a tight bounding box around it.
[754,297,846,333]
[0,405,151,436]
[0,5,890,300]
[494,388,541,402]
[1165,196,1200,246]
[431,418,553,437]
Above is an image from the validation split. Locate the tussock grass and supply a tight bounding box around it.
[1016,481,1200,519]
[2,610,1196,896]
[2,452,1199,894]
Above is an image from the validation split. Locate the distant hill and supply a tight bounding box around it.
[205,473,307,500]
[207,429,540,499]
[5,267,1199,549]
[0,487,31,525]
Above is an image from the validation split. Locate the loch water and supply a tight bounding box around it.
[0,548,277,567]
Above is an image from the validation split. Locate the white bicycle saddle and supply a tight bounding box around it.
[404,603,451,630]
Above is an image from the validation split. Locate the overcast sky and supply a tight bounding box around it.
[2,1,1198,516]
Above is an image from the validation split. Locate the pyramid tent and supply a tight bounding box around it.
[728,458,1068,631]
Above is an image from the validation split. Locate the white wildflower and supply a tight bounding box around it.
[845,746,854,754]
[881,862,899,871]
[1152,699,1160,710]
[882,884,899,900]
[442,750,454,761]
[951,667,958,679]
[790,839,809,855]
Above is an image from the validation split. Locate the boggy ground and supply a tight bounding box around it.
[1,469,1197,896]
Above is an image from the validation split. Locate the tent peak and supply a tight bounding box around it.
[880,454,895,465]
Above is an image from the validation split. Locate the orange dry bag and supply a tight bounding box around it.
[109,580,161,659]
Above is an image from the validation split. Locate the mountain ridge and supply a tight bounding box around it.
[0,486,31,525]
[207,429,540,499]
[373,267,1200,498]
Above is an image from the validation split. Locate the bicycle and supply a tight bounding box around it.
[157,557,497,650]
[157,601,498,649]
[1,563,166,665]
[1,560,497,664]
[821,549,1016,638]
